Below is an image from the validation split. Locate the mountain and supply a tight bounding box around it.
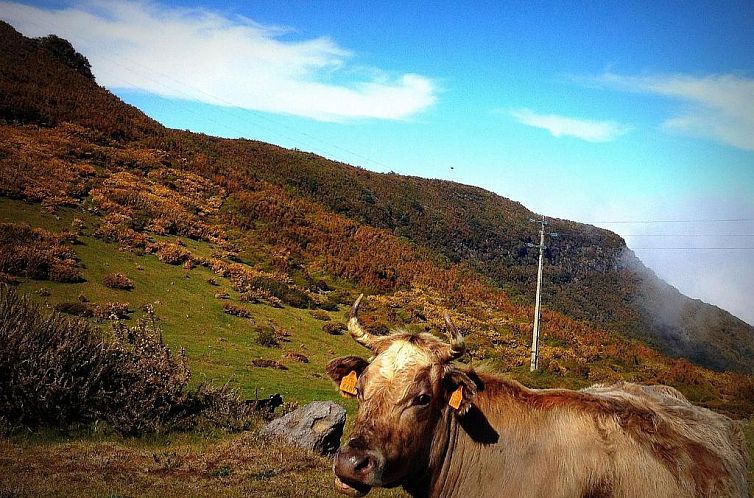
[1,19,752,386]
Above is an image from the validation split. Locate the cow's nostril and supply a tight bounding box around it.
[353,454,373,473]
[335,445,380,484]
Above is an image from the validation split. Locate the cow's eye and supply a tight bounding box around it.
[413,394,432,406]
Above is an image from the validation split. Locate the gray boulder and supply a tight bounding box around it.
[260,400,346,456]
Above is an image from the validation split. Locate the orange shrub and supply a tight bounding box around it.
[154,242,192,265]
[0,223,82,282]
[103,272,134,290]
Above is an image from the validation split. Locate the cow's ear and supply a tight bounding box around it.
[443,368,477,415]
[326,356,369,398]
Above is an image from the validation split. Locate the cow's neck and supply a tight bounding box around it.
[404,373,535,498]
[401,407,456,498]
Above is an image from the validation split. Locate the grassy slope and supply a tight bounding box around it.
[0,431,406,498]
[1,197,751,496]
[0,201,411,497]
[3,190,754,416]
[170,132,754,374]
[0,197,364,406]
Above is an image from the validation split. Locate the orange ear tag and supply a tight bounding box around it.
[449,386,463,410]
[339,371,358,396]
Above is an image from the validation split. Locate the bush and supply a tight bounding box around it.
[251,358,287,370]
[103,272,134,290]
[368,322,390,336]
[54,301,131,320]
[283,351,309,363]
[254,325,279,348]
[154,242,192,265]
[240,288,283,308]
[309,309,330,321]
[177,383,256,433]
[34,34,94,80]
[322,321,347,335]
[0,223,83,282]
[0,286,250,435]
[94,213,150,250]
[250,276,313,309]
[48,262,84,283]
[94,302,130,320]
[223,302,252,318]
[0,287,187,433]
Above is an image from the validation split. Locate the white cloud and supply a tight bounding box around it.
[0,0,437,122]
[599,73,754,151]
[509,108,630,142]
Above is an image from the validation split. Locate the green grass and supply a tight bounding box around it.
[0,430,407,498]
[0,198,364,407]
[2,197,752,496]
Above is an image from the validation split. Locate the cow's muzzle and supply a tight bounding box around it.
[333,440,384,496]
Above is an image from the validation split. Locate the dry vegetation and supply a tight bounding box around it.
[0,286,253,435]
[90,169,227,244]
[0,222,82,282]
[0,120,752,416]
[0,432,408,498]
[103,272,134,289]
[0,21,752,496]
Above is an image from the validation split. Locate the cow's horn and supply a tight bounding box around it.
[442,313,466,361]
[349,294,376,350]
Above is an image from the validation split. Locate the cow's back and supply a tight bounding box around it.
[581,382,750,497]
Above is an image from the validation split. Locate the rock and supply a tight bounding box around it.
[260,401,346,456]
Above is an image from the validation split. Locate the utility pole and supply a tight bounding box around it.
[527,216,557,371]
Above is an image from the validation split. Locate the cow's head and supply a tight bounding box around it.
[326,295,477,496]
[268,393,284,409]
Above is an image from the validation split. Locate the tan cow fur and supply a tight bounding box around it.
[426,373,750,498]
[330,330,750,498]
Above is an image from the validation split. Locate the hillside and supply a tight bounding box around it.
[171,135,754,373]
[1,17,753,427]
[2,21,752,375]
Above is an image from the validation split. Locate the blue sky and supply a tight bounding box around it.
[2,0,754,324]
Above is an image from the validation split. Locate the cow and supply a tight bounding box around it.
[326,295,750,498]
[245,393,284,419]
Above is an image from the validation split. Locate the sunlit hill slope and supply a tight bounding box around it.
[1,21,753,420]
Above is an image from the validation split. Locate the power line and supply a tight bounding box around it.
[629,247,754,250]
[590,218,754,224]
[622,234,754,237]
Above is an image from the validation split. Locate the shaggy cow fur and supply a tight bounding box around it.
[328,330,750,498]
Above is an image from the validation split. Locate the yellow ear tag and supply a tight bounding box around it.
[449,386,463,410]
[339,371,358,396]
